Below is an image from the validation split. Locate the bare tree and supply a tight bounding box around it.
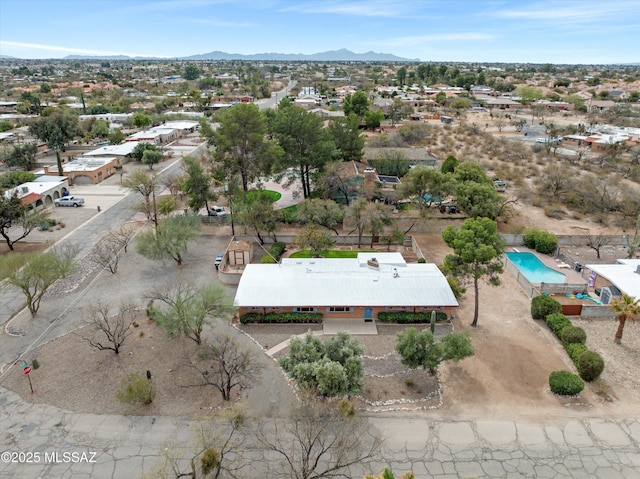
[80,302,137,354]
[493,113,507,132]
[585,234,614,259]
[182,334,263,401]
[107,225,136,253]
[257,400,383,479]
[89,237,123,274]
[146,405,250,479]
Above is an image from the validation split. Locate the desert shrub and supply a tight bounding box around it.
[565,343,588,363]
[523,228,558,254]
[239,312,323,324]
[549,370,584,396]
[560,325,587,345]
[546,312,572,337]
[377,311,449,323]
[417,257,426,263]
[116,373,156,405]
[261,242,286,263]
[577,350,605,382]
[531,295,562,320]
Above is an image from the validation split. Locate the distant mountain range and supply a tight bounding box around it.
[60,49,417,62]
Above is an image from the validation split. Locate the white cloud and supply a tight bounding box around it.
[384,32,495,47]
[280,0,415,18]
[0,41,156,58]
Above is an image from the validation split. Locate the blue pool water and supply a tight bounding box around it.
[506,252,566,284]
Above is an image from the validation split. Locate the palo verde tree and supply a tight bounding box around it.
[28,109,79,176]
[0,247,77,317]
[148,282,233,345]
[442,217,505,327]
[0,192,50,251]
[273,102,335,199]
[122,168,158,220]
[136,214,201,266]
[395,327,474,374]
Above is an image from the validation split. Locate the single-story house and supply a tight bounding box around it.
[586,259,640,303]
[44,157,119,185]
[233,252,459,321]
[4,176,69,210]
[84,142,139,161]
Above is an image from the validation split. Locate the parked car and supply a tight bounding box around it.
[214,254,224,270]
[493,179,507,192]
[54,196,85,207]
[208,205,227,217]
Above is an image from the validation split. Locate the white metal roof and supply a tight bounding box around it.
[233,253,458,308]
[586,259,640,300]
[85,142,139,156]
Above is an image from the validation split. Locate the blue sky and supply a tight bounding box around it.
[0,0,638,63]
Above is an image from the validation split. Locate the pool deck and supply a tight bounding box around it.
[507,247,586,284]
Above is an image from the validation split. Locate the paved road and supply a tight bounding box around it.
[256,79,296,110]
[2,388,639,478]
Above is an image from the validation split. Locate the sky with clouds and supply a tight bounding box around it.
[0,0,638,63]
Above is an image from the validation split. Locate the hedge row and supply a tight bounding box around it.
[261,242,286,264]
[543,311,604,382]
[378,311,449,323]
[240,312,323,324]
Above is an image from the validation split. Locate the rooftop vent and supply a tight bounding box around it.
[367,258,379,269]
[393,268,399,278]
[636,265,640,275]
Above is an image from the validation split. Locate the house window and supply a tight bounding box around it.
[296,307,316,312]
[385,306,409,311]
[267,307,283,312]
[246,307,264,312]
[327,307,351,312]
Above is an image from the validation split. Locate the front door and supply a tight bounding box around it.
[364,307,373,322]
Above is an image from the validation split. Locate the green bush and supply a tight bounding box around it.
[377,311,449,323]
[417,257,426,263]
[560,325,587,345]
[531,295,562,320]
[577,350,604,382]
[546,313,572,337]
[549,370,584,396]
[239,312,323,324]
[523,228,559,255]
[566,343,588,364]
[261,242,286,263]
[116,373,156,405]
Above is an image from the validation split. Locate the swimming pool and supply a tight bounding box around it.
[505,252,566,284]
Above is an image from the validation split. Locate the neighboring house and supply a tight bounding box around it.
[533,100,574,111]
[609,91,628,102]
[84,142,139,162]
[126,127,178,144]
[43,157,119,185]
[586,259,640,304]
[587,100,616,112]
[233,252,459,321]
[4,176,69,210]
